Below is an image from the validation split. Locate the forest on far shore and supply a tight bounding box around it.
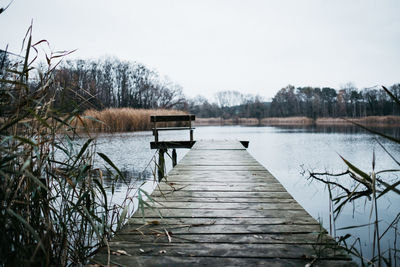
[1,53,399,120]
[192,84,400,119]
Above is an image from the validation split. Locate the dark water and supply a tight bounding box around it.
[94,125,400,261]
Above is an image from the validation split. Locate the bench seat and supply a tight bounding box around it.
[152,127,195,131]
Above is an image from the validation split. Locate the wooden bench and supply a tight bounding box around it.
[150,114,196,181]
[150,114,195,149]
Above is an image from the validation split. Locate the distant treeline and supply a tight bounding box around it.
[29,57,186,112]
[269,84,400,118]
[1,52,399,119]
[188,91,269,119]
[188,84,400,119]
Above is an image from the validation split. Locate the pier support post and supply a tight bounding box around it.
[158,148,166,182]
[172,149,177,167]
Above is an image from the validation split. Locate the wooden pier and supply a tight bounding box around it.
[91,140,355,266]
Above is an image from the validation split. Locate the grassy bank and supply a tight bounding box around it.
[79,108,187,132]
[75,111,400,133]
[194,117,260,126]
[194,115,400,127]
[316,115,400,125]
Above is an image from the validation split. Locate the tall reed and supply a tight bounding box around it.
[80,108,187,132]
[0,26,144,266]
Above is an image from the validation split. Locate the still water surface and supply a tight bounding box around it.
[94,125,400,260]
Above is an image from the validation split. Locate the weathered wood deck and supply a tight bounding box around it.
[91,140,355,266]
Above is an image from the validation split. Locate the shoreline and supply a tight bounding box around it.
[194,116,400,127]
[68,114,400,134]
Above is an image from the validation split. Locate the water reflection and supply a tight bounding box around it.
[270,124,400,138]
[101,168,154,190]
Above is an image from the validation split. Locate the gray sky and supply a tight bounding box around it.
[1,0,399,100]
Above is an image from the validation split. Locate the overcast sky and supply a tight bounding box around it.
[1,0,399,100]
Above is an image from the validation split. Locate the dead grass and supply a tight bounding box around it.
[194,117,223,126]
[316,116,400,126]
[78,108,187,132]
[194,116,400,126]
[194,116,313,126]
[194,117,261,126]
[74,112,400,132]
[261,117,313,125]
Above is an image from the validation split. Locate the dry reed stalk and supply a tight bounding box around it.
[316,116,400,126]
[195,116,313,126]
[0,27,166,265]
[194,116,400,127]
[78,108,187,133]
[261,116,313,125]
[238,118,259,125]
[194,117,222,126]
[194,117,260,126]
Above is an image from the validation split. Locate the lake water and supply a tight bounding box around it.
[94,125,400,261]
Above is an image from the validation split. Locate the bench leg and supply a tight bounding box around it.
[158,148,166,182]
[172,149,177,167]
[155,130,159,143]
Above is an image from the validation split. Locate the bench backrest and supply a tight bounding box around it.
[150,115,195,122]
[151,114,195,143]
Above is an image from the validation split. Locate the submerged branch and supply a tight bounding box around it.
[308,170,352,195]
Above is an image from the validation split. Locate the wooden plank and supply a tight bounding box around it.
[91,255,356,267]
[127,217,318,226]
[160,182,284,188]
[156,185,287,192]
[164,177,279,183]
[178,160,262,165]
[160,181,283,186]
[170,165,268,171]
[152,191,295,198]
[131,208,313,218]
[176,162,262,166]
[180,149,251,155]
[123,224,323,235]
[167,169,274,175]
[192,140,245,150]
[151,197,297,203]
[91,140,354,265]
[94,242,351,259]
[150,114,195,122]
[166,170,277,180]
[163,179,279,185]
[150,201,303,210]
[157,183,287,192]
[150,141,195,149]
[113,232,335,244]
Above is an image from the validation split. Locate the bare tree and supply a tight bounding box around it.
[215,90,244,107]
